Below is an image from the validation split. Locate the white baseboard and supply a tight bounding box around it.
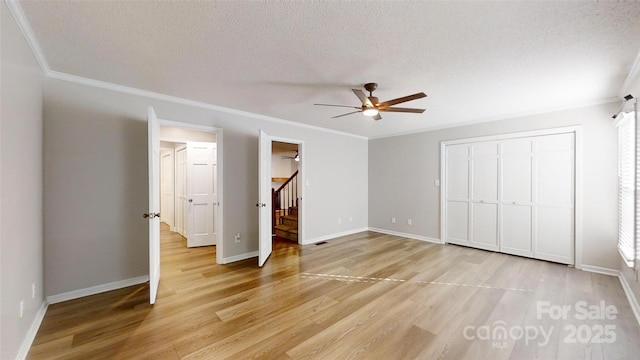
[47,275,150,304]
[368,227,443,244]
[580,265,620,277]
[302,227,369,245]
[221,251,258,264]
[619,272,640,327]
[15,300,49,360]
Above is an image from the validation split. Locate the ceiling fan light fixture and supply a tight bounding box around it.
[362,108,379,117]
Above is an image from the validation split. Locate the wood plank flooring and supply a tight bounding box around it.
[27,224,640,359]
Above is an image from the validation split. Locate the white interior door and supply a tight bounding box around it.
[147,107,161,305]
[258,130,272,267]
[186,142,217,247]
[160,151,174,229]
[175,146,187,237]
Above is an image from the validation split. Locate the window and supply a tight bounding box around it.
[618,109,639,268]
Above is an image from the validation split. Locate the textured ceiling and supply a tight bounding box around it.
[17,1,640,138]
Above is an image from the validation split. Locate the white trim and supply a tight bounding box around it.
[46,275,149,304]
[369,99,619,140]
[368,228,443,244]
[440,126,582,146]
[620,45,640,98]
[574,127,584,269]
[302,228,369,245]
[440,141,447,245]
[45,71,367,140]
[618,272,640,326]
[15,300,49,360]
[580,265,620,277]
[5,0,50,73]
[221,251,258,264]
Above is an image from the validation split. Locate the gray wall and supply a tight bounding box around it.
[369,102,620,270]
[43,78,368,296]
[1,3,45,359]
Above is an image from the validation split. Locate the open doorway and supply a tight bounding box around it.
[159,126,218,248]
[271,141,300,245]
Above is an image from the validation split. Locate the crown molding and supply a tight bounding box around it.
[5,0,50,73]
[47,71,368,140]
[620,45,640,97]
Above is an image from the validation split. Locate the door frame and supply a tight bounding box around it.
[157,119,224,265]
[440,126,583,269]
[270,135,305,244]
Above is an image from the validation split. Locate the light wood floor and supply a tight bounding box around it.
[28,225,640,359]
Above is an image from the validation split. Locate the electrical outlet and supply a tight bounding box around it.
[338,218,342,224]
[32,283,36,299]
[19,300,24,318]
[434,179,440,186]
[391,217,396,224]
[349,217,353,223]
[234,233,241,243]
[408,219,412,225]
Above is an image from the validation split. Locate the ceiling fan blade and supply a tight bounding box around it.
[372,113,382,121]
[332,110,362,119]
[352,89,374,107]
[380,107,426,113]
[377,92,427,107]
[314,103,361,109]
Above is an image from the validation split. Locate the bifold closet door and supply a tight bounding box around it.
[500,138,534,258]
[444,131,575,265]
[470,142,499,251]
[445,144,470,245]
[534,133,574,264]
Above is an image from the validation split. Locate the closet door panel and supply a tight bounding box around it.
[447,158,469,199]
[471,202,498,250]
[446,201,469,243]
[502,155,532,203]
[501,205,533,256]
[536,206,573,264]
[472,157,498,201]
[536,151,573,206]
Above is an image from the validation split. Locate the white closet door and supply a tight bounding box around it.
[443,131,575,266]
[470,142,499,250]
[534,133,574,264]
[501,138,534,257]
[445,144,470,245]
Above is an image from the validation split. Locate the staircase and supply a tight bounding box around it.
[274,206,298,242]
[272,170,298,242]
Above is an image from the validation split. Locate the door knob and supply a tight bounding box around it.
[256,203,266,207]
[188,199,193,203]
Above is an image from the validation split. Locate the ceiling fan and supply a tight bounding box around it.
[314,83,427,120]
[281,151,299,162]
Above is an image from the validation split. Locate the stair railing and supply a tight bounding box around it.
[272,170,298,234]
